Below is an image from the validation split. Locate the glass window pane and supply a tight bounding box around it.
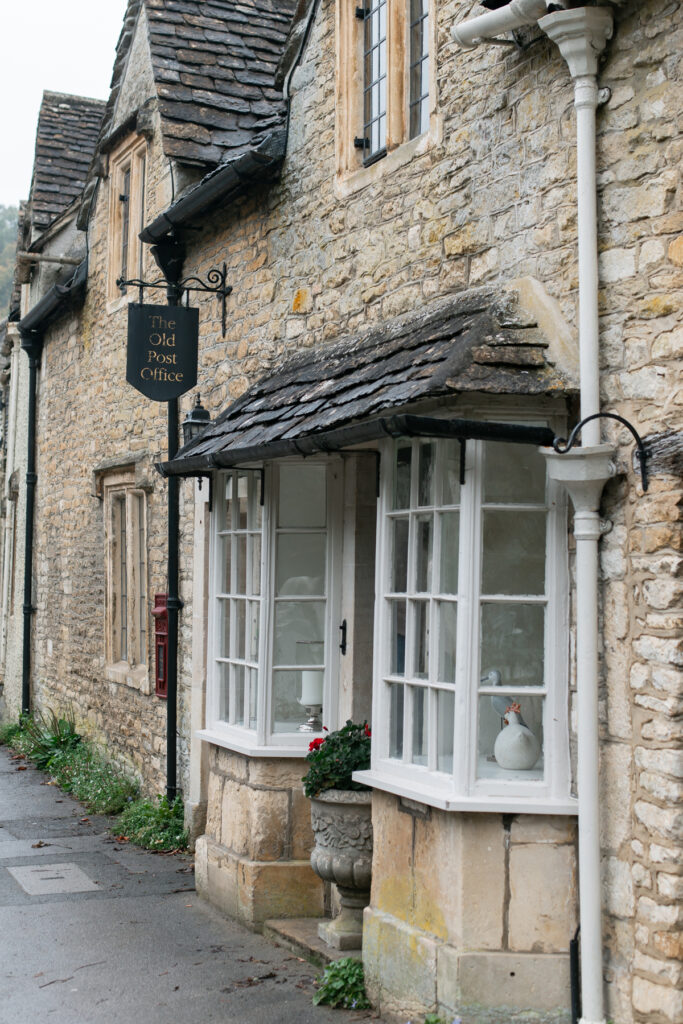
[415,515,433,592]
[218,535,231,594]
[481,510,546,595]
[276,533,326,596]
[439,511,459,594]
[412,600,429,679]
[418,443,434,506]
[393,445,412,509]
[272,670,306,733]
[235,600,246,660]
[234,664,245,726]
[278,465,326,528]
[252,474,263,529]
[250,533,261,596]
[217,598,230,658]
[389,683,404,759]
[217,662,230,722]
[480,603,545,688]
[248,601,260,661]
[389,599,406,676]
[392,517,409,593]
[437,689,454,773]
[219,474,233,529]
[237,472,249,529]
[411,687,427,766]
[248,667,258,729]
[234,534,247,594]
[273,601,325,666]
[442,441,461,506]
[483,442,546,504]
[477,695,544,780]
[437,601,457,683]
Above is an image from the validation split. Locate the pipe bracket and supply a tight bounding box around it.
[552,412,649,491]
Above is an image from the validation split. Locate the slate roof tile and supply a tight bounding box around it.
[28,91,105,233]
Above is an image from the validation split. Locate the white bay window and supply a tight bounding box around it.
[205,460,342,754]
[357,433,573,813]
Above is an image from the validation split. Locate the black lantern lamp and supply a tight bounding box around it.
[182,393,211,446]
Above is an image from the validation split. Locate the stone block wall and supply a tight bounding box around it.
[194,746,324,928]
[363,793,577,1022]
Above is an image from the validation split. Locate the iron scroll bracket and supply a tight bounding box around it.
[552,412,649,492]
[117,262,233,337]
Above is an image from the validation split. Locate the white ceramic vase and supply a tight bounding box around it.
[494,708,541,770]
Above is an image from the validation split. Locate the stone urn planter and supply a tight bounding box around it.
[309,789,373,950]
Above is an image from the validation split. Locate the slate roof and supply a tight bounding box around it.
[99,0,296,168]
[28,92,105,234]
[164,287,577,475]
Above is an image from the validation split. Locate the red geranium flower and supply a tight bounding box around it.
[364,723,371,738]
[308,737,325,752]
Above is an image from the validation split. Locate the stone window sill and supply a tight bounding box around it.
[197,727,312,759]
[105,661,150,694]
[335,117,442,200]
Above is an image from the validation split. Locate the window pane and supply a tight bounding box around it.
[481,511,546,595]
[248,667,258,729]
[216,598,230,657]
[480,603,545,688]
[276,533,326,596]
[484,442,546,505]
[437,689,455,773]
[252,473,263,529]
[234,534,247,594]
[218,535,231,594]
[393,445,412,509]
[235,600,246,660]
[389,683,404,759]
[439,511,459,594]
[411,687,427,766]
[412,600,429,679]
[278,465,326,528]
[250,533,261,596]
[415,515,433,592]
[442,440,461,506]
[418,443,435,506]
[217,662,230,722]
[437,601,457,683]
[272,670,306,733]
[248,601,260,661]
[391,517,409,593]
[222,474,233,529]
[477,695,544,780]
[234,664,245,726]
[273,601,325,666]
[390,600,407,675]
[237,472,249,529]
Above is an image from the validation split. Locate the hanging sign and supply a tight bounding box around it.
[126,303,199,401]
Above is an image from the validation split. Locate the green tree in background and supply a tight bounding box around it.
[0,205,19,316]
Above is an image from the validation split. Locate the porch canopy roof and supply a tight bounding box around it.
[159,284,578,477]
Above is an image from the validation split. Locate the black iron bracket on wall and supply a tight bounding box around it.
[117,261,233,337]
[552,412,650,492]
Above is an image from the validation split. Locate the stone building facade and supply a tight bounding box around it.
[1,2,681,1024]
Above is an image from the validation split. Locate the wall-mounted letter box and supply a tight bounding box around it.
[151,593,168,698]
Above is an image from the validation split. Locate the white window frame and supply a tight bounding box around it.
[201,459,343,757]
[356,422,575,814]
[102,470,149,691]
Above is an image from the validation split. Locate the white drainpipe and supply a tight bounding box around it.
[452,7,616,1024]
[451,0,549,49]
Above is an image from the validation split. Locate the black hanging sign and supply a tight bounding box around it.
[126,303,199,401]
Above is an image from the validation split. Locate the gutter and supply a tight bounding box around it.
[139,130,287,244]
[16,258,88,714]
[452,8,615,1024]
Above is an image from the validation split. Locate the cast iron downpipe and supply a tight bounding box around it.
[151,238,186,802]
[18,330,43,715]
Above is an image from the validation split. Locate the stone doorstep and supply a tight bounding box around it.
[263,917,349,970]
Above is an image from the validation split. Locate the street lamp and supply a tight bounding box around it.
[182,393,210,446]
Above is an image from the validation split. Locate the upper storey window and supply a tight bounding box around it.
[108,135,147,301]
[337,0,436,186]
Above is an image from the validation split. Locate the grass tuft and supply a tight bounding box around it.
[117,795,189,851]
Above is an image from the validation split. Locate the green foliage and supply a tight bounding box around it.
[302,720,371,798]
[19,708,81,769]
[312,957,371,1010]
[0,204,19,314]
[48,743,139,815]
[117,795,189,852]
[0,719,23,746]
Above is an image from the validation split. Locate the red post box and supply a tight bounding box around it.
[151,593,169,698]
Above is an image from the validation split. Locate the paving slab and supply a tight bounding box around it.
[0,748,381,1024]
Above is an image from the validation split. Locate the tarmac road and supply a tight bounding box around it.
[0,747,378,1024]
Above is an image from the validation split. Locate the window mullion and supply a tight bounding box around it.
[454,439,481,794]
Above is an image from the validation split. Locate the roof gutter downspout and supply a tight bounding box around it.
[453,8,615,1024]
[451,0,548,48]
[18,330,43,715]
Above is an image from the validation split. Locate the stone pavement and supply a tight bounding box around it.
[0,748,380,1024]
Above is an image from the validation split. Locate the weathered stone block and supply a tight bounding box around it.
[369,792,414,922]
[362,907,438,1019]
[248,757,307,789]
[458,815,506,951]
[510,815,576,845]
[456,951,571,1012]
[633,976,683,1022]
[237,858,324,926]
[509,844,577,953]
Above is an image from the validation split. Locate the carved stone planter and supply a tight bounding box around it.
[309,789,373,950]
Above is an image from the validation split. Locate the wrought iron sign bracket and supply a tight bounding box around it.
[117,261,233,337]
[552,412,650,492]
